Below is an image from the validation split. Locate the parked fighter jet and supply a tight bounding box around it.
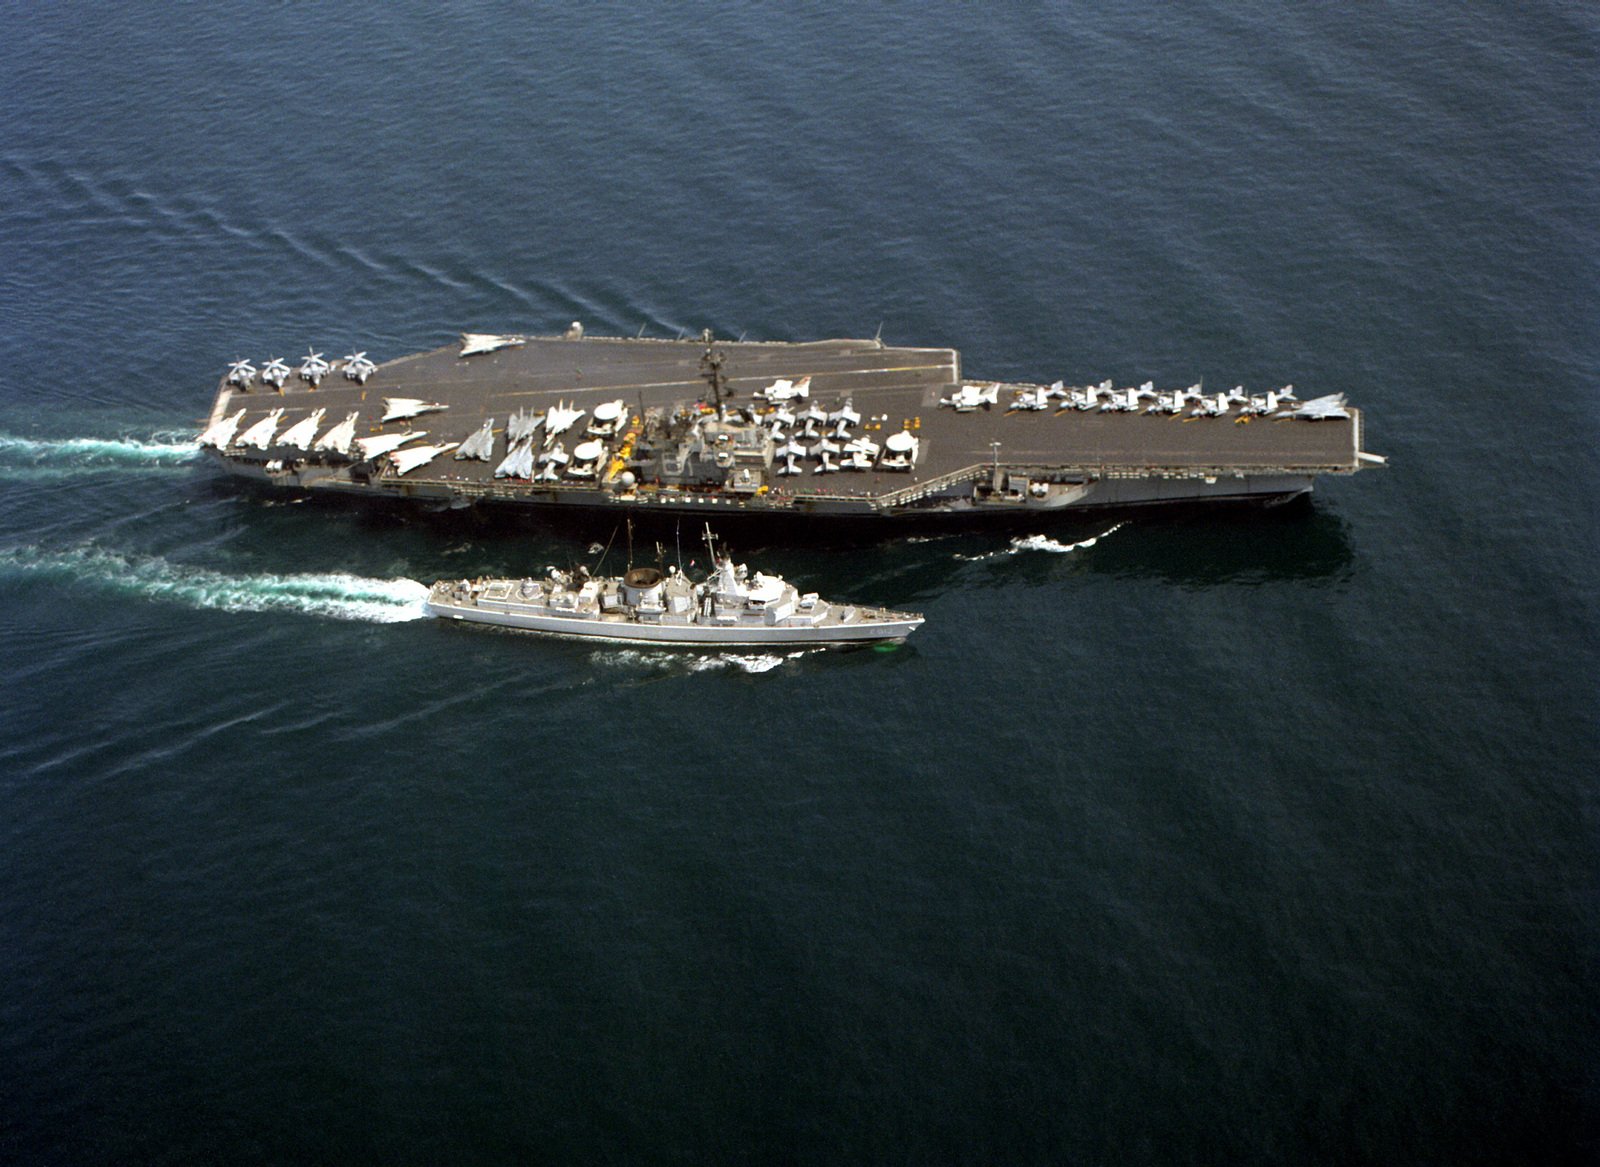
[535,442,569,482]
[757,375,812,403]
[543,402,585,443]
[355,430,425,460]
[342,352,377,383]
[1285,393,1350,420]
[313,412,360,456]
[495,438,535,480]
[389,443,458,475]
[841,436,880,471]
[766,406,797,438]
[299,351,331,385]
[941,383,999,411]
[261,358,291,390]
[796,404,828,439]
[774,438,807,476]
[198,408,247,448]
[276,408,326,450]
[381,398,448,423]
[828,400,861,436]
[455,417,497,461]
[237,409,285,450]
[505,407,539,444]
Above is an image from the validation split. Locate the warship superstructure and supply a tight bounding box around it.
[200,327,1383,520]
[425,532,923,645]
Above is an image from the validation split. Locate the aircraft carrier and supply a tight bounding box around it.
[199,327,1383,521]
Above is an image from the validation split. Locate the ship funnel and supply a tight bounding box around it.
[620,565,667,607]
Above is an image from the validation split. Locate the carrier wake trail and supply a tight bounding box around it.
[0,432,199,479]
[0,545,428,623]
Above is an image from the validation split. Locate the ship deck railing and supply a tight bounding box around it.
[870,465,994,508]
[334,453,1360,506]
[868,458,1359,509]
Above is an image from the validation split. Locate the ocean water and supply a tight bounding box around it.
[1,4,1595,1163]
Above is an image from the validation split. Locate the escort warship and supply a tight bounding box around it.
[199,326,1383,521]
[425,529,923,646]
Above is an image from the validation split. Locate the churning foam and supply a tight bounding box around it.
[0,545,429,623]
[955,522,1126,561]
[0,433,200,480]
[592,647,811,675]
[1009,522,1126,554]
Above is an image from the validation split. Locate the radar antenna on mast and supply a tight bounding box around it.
[699,328,728,413]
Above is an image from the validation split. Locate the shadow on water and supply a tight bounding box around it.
[1013,501,1358,590]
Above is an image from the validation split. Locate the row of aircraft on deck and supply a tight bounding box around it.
[940,380,1351,421]
[226,351,377,390]
[754,400,918,474]
[198,370,925,481]
[198,392,640,482]
[203,356,1348,486]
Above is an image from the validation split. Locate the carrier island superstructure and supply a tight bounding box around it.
[199,327,1383,520]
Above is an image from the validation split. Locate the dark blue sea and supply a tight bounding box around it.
[1,4,1595,1163]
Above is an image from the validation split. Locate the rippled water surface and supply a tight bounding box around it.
[1,4,1594,1163]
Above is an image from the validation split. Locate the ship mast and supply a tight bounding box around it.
[699,328,727,414]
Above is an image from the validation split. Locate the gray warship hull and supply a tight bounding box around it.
[425,593,922,645]
[202,332,1381,520]
[425,571,923,646]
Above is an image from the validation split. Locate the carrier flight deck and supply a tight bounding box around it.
[199,327,1383,519]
